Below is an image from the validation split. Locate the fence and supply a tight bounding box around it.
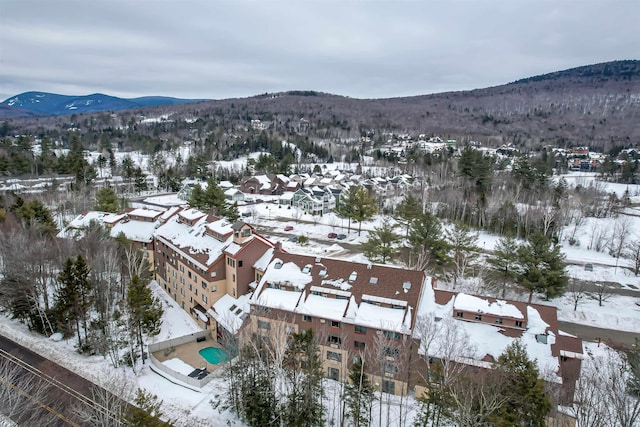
[147,331,213,389]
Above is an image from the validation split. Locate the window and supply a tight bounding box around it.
[258,320,270,330]
[328,367,339,381]
[536,334,548,344]
[180,265,184,272]
[189,296,192,302]
[515,320,523,328]
[285,326,295,335]
[382,380,395,394]
[495,318,503,324]
[383,331,401,340]
[327,335,342,345]
[456,312,464,318]
[194,288,198,296]
[180,288,185,296]
[232,274,236,282]
[227,258,235,267]
[202,281,207,289]
[189,284,192,291]
[330,320,341,328]
[255,306,271,314]
[241,228,250,237]
[188,271,192,279]
[327,351,342,362]
[382,362,399,373]
[203,295,207,304]
[383,347,400,358]
[474,314,482,321]
[211,285,217,292]
[355,325,367,334]
[354,341,366,350]
[303,315,312,322]
[238,260,243,267]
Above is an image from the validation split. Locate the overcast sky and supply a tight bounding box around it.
[1,0,638,102]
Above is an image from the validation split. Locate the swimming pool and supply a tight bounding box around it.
[199,347,230,364]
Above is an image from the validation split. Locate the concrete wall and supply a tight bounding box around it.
[147,332,213,389]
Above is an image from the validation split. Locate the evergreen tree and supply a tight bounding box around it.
[394,193,422,236]
[517,232,568,302]
[406,212,450,273]
[12,198,58,235]
[54,256,93,350]
[94,187,120,213]
[345,358,375,427]
[334,193,355,233]
[133,167,148,193]
[224,201,240,223]
[445,222,480,287]
[188,177,228,215]
[126,275,163,363]
[491,341,551,427]
[487,236,520,298]
[124,388,173,426]
[339,185,377,235]
[362,218,400,263]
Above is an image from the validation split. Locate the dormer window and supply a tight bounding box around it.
[402,281,411,291]
[348,272,357,282]
[274,261,283,269]
[369,277,378,285]
[319,269,327,277]
[302,264,312,274]
[536,334,548,344]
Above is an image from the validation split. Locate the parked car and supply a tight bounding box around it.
[288,236,298,242]
[328,232,338,238]
[241,212,251,217]
[284,225,294,231]
[337,234,347,240]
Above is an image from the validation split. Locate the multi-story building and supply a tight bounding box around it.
[238,248,582,403]
[154,207,274,329]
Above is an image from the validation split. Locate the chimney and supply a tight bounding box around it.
[275,241,283,252]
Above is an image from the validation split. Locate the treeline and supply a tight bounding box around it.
[0,193,163,367]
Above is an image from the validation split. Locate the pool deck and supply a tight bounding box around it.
[151,337,225,372]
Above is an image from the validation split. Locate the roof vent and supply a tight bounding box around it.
[366,263,372,270]
[274,260,283,270]
[315,257,321,263]
[348,271,357,282]
[403,281,412,292]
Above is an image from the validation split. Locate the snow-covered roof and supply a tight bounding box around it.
[155,216,231,268]
[254,288,303,311]
[224,188,242,196]
[297,294,349,322]
[129,208,162,219]
[254,248,275,271]
[258,259,314,290]
[208,294,250,334]
[254,175,272,190]
[110,219,158,242]
[353,302,410,333]
[179,208,207,221]
[205,218,233,236]
[67,211,111,229]
[415,284,561,382]
[453,294,524,319]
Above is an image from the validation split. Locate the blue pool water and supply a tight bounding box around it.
[199,347,230,364]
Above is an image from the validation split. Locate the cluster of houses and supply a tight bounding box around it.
[178,170,416,216]
[59,202,583,409]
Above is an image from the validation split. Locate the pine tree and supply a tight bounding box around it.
[339,185,377,236]
[94,187,120,213]
[487,236,520,297]
[126,275,163,364]
[517,232,568,302]
[406,212,450,273]
[124,388,172,426]
[362,218,400,263]
[491,341,551,427]
[345,358,375,427]
[188,177,228,215]
[54,256,93,350]
[394,193,422,236]
[445,222,479,287]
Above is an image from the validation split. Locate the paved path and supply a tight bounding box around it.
[0,334,121,426]
[558,321,639,350]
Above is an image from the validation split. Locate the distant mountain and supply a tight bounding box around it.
[0,92,208,117]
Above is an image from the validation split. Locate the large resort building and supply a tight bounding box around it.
[61,205,583,405]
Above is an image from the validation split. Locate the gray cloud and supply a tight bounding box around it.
[1,0,638,101]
